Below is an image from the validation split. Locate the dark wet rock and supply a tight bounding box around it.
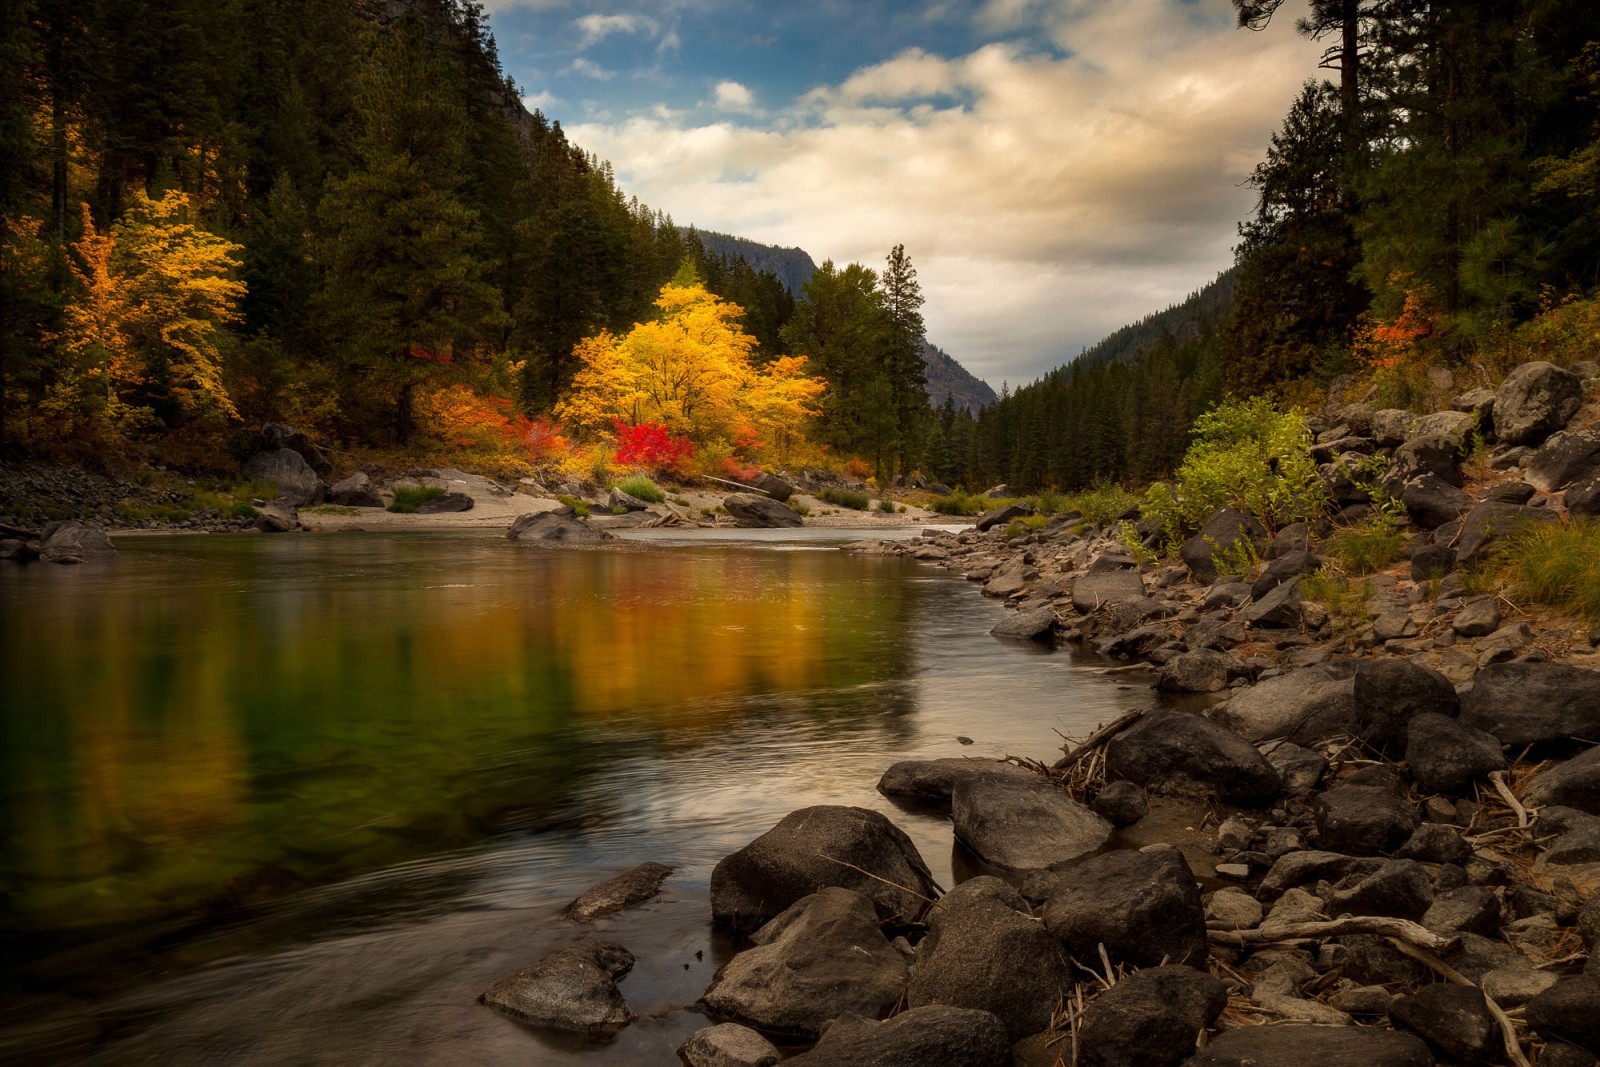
[1071,570,1146,614]
[1390,985,1501,1065]
[1401,472,1474,529]
[1484,480,1538,505]
[1041,847,1208,968]
[678,1022,780,1067]
[1421,885,1501,936]
[259,421,325,470]
[710,806,936,933]
[907,877,1072,1039]
[876,758,1035,806]
[1548,825,1600,864]
[1410,543,1457,583]
[1342,934,1435,986]
[1327,859,1433,920]
[1210,662,1358,745]
[1454,500,1559,563]
[1258,851,1386,900]
[1261,741,1327,795]
[1452,596,1501,637]
[1583,889,1600,949]
[1524,747,1600,814]
[1157,650,1236,693]
[38,521,116,562]
[508,510,614,542]
[1495,361,1583,447]
[1395,822,1471,865]
[1540,1042,1600,1067]
[1250,550,1320,601]
[1180,507,1267,585]
[974,503,1034,533]
[1392,434,1465,487]
[724,493,803,528]
[254,508,300,533]
[1075,965,1229,1067]
[479,939,636,1033]
[328,472,384,508]
[990,606,1058,642]
[1104,708,1282,802]
[1527,976,1600,1054]
[701,888,907,1038]
[754,474,793,503]
[1405,713,1506,794]
[1202,582,1254,610]
[1241,579,1304,629]
[1315,784,1418,855]
[1459,662,1600,748]
[1182,1022,1433,1067]
[414,490,473,514]
[1567,475,1600,519]
[951,774,1113,871]
[563,862,673,922]
[242,448,325,507]
[782,1006,1010,1067]
[607,487,649,512]
[1092,780,1148,826]
[1528,426,1600,492]
[1352,659,1459,748]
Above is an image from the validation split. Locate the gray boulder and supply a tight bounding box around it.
[1527,426,1600,492]
[1209,662,1358,745]
[1523,746,1600,814]
[1566,474,1600,518]
[710,806,936,933]
[1104,708,1282,802]
[783,1006,1010,1067]
[1250,549,1320,601]
[974,503,1034,532]
[1495,361,1582,446]
[1401,472,1474,529]
[754,474,793,502]
[1261,741,1327,795]
[242,447,325,507]
[329,472,384,508]
[989,606,1058,642]
[1389,985,1502,1065]
[724,493,803,528]
[562,862,673,922]
[1315,784,1417,855]
[701,888,907,1039]
[1182,1023,1432,1067]
[507,510,614,543]
[1092,780,1148,826]
[414,490,473,514]
[1180,507,1267,585]
[678,1023,780,1067]
[1258,851,1385,898]
[1421,885,1501,936]
[1454,500,1559,563]
[1459,661,1600,747]
[1076,965,1229,1067]
[1156,650,1236,693]
[951,774,1113,872]
[1352,658,1459,748]
[1326,859,1433,920]
[1071,570,1146,614]
[876,758,1035,806]
[1404,713,1506,794]
[479,939,635,1033]
[1391,433,1465,487]
[1526,976,1600,1054]
[607,487,649,512]
[1041,847,1208,968]
[1240,578,1304,629]
[38,521,117,563]
[907,877,1072,1039]
[254,507,300,533]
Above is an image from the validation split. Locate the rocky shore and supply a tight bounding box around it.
[473,362,1600,1065]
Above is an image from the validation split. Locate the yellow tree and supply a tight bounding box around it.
[61,191,245,431]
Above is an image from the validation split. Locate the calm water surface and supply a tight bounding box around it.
[0,528,1156,1064]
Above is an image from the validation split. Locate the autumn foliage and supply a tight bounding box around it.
[612,420,695,476]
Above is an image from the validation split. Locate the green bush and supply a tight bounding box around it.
[819,487,870,510]
[930,490,985,516]
[1324,520,1407,576]
[1003,515,1050,538]
[388,486,447,513]
[1143,397,1329,540]
[1501,520,1600,622]
[874,497,896,513]
[789,501,810,517]
[1062,485,1140,526]
[615,474,665,503]
[556,494,592,518]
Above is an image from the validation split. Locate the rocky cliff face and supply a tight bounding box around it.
[923,341,997,415]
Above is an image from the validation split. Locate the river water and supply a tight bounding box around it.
[0,527,1155,1064]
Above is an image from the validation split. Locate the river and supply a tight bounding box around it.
[0,527,1156,1063]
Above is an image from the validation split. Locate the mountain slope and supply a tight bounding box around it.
[923,342,997,414]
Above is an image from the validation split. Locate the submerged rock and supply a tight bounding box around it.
[563,862,673,922]
[479,939,636,1033]
[38,521,117,563]
[507,510,614,543]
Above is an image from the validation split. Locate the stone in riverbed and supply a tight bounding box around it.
[950,774,1113,872]
[1258,850,1385,899]
[1352,658,1458,749]
[989,606,1058,642]
[1071,570,1145,614]
[875,758,1035,807]
[479,939,635,1033]
[1157,649,1236,693]
[562,862,673,922]
[1103,708,1282,802]
[242,447,325,507]
[700,888,908,1039]
[1041,847,1208,968]
[1404,713,1506,794]
[1523,746,1600,814]
[1526,976,1600,1054]
[1181,1022,1433,1067]
[1092,780,1148,826]
[1494,360,1582,447]
[1459,661,1600,748]
[1326,859,1433,920]
[414,490,473,513]
[329,472,384,508]
[38,521,117,563]
[678,1023,780,1067]
[1209,661,1358,745]
[710,805,936,933]
[1389,985,1502,1065]
[1454,500,1559,564]
[782,1006,1011,1067]
[1180,507,1266,585]
[1075,965,1229,1067]
[723,493,803,528]
[507,510,614,543]
[974,503,1034,533]
[1314,783,1417,855]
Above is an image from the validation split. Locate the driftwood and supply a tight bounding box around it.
[703,475,770,495]
[0,521,41,539]
[1051,710,1144,773]
[1205,916,1458,954]
[1488,769,1531,828]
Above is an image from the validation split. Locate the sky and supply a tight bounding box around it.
[481,0,1327,388]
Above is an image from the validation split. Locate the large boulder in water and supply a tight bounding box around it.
[710,806,936,933]
[1104,708,1282,802]
[950,774,1113,872]
[38,521,116,563]
[724,493,803,528]
[700,888,908,1039]
[479,939,636,1033]
[1459,661,1600,747]
[783,1006,1011,1067]
[876,758,1036,807]
[242,447,325,507]
[507,510,613,543]
[1041,847,1209,968]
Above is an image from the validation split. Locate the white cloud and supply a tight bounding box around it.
[566,57,616,81]
[574,13,658,49]
[521,90,560,112]
[570,0,1323,384]
[712,80,758,112]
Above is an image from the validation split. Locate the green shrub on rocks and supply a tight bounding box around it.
[1325,519,1408,576]
[615,474,665,503]
[1062,485,1141,525]
[819,487,870,510]
[388,486,447,513]
[556,494,592,518]
[930,490,985,516]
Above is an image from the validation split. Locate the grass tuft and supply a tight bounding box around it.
[929,490,985,516]
[819,487,870,510]
[615,474,665,503]
[1501,520,1600,622]
[1324,520,1407,576]
[388,486,446,513]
